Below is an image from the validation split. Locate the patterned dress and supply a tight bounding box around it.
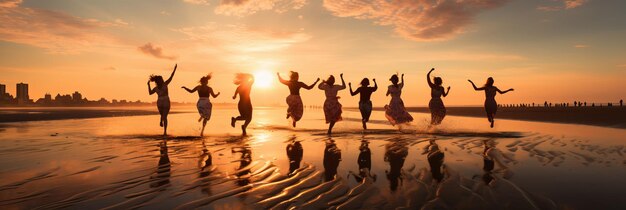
[197,97,212,120]
[286,95,304,121]
[385,84,413,125]
[319,83,345,123]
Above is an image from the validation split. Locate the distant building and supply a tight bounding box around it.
[72,91,83,102]
[16,83,29,104]
[0,84,5,96]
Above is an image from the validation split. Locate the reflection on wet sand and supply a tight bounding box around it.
[348,139,377,183]
[0,108,624,209]
[385,139,408,191]
[286,136,303,176]
[323,139,341,181]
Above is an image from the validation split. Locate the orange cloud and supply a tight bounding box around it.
[175,23,311,52]
[574,44,589,48]
[214,0,307,16]
[323,0,509,41]
[0,0,123,53]
[183,0,210,5]
[138,43,177,60]
[537,0,587,11]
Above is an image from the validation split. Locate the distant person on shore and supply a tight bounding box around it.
[319,74,346,135]
[231,73,254,135]
[148,64,177,136]
[182,73,220,137]
[620,99,623,107]
[277,71,320,128]
[426,68,450,125]
[468,77,514,128]
[385,74,413,127]
[349,78,378,129]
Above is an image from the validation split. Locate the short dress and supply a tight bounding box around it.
[319,83,345,123]
[385,84,413,125]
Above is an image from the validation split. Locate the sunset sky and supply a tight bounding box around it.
[1,0,625,106]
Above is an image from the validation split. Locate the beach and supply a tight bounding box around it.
[364,106,626,129]
[0,107,624,209]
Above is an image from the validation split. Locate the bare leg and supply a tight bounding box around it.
[231,117,236,127]
[163,117,168,136]
[242,118,251,135]
[292,120,297,128]
[201,118,208,137]
[362,121,367,130]
[328,121,335,135]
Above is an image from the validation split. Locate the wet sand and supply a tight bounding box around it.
[365,106,626,129]
[0,108,191,123]
[0,107,624,209]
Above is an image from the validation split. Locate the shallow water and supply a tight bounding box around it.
[0,107,624,209]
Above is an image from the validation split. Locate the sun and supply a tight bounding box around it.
[253,70,274,88]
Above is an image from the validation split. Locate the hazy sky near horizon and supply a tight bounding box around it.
[1,0,625,106]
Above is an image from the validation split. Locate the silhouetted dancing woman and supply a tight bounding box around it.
[349,78,378,129]
[385,74,413,126]
[426,68,450,125]
[182,73,220,137]
[468,77,514,128]
[278,71,320,127]
[231,73,254,135]
[319,74,346,135]
[148,64,177,136]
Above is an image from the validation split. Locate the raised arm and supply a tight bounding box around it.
[338,73,346,90]
[349,83,360,96]
[372,79,378,92]
[497,87,514,94]
[210,87,220,98]
[400,74,405,87]
[443,86,451,97]
[302,78,320,90]
[427,68,435,88]
[468,80,485,91]
[277,72,289,85]
[148,81,156,95]
[181,86,197,93]
[165,64,177,85]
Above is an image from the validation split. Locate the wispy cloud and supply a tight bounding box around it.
[138,43,177,60]
[323,0,510,42]
[0,0,124,53]
[175,23,311,52]
[574,44,589,48]
[537,0,587,11]
[214,0,307,17]
[183,0,210,6]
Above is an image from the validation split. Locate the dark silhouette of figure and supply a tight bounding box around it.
[385,140,408,191]
[621,99,623,107]
[148,64,177,136]
[323,139,342,181]
[468,77,514,128]
[278,71,320,128]
[232,146,252,186]
[348,140,377,183]
[231,73,255,135]
[182,74,220,137]
[574,101,577,107]
[423,139,445,182]
[286,137,303,176]
[150,141,171,188]
[318,74,346,135]
[385,74,413,126]
[584,102,587,107]
[544,101,548,107]
[349,78,378,129]
[426,68,450,125]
